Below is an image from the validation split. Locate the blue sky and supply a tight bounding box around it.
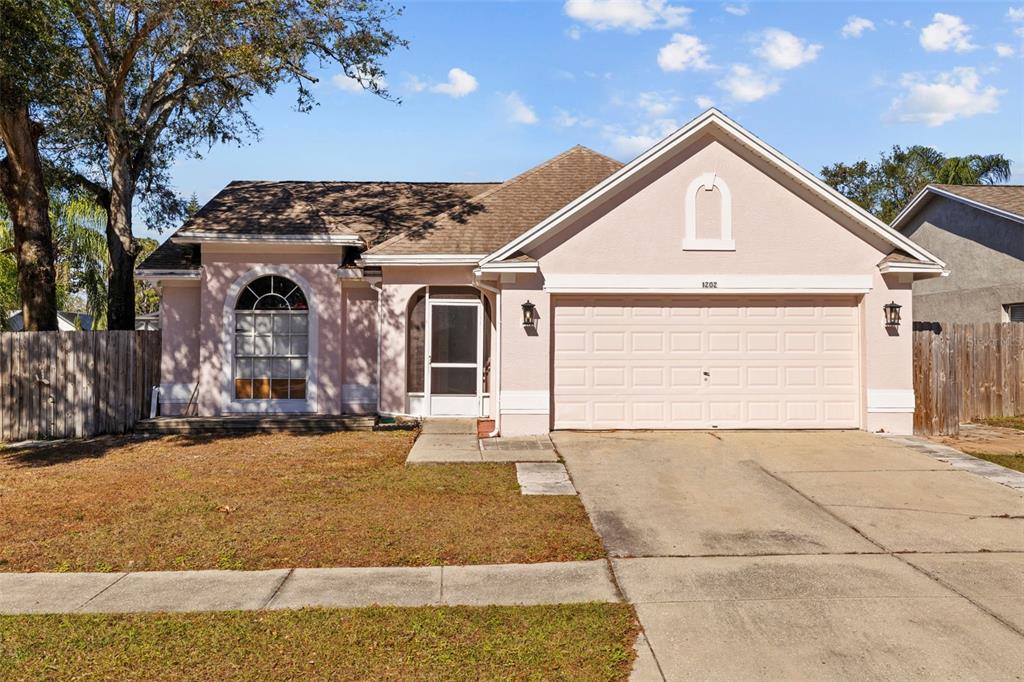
[156,0,1023,240]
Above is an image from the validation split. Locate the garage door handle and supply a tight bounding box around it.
[703,371,710,377]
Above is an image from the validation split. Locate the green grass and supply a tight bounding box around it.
[0,604,637,681]
[980,415,1024,431]
[962,451,1024,473]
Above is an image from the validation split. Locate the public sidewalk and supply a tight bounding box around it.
[0,560,619,615]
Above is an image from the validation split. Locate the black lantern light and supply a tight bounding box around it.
[521,300,537,327]
[883,301,902,328]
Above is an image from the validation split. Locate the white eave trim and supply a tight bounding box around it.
[134,269,201,281]
[173,233,364,246]
[877,261,948,275]
[891,185,1024,231]
[359,254,486,265]
[474,261,539,274]
[481,108,946,269]
[543,274,873,294]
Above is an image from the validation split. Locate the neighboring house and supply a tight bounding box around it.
[891,184,1024,324]
[137,109,945,435]
[6,310,93,331]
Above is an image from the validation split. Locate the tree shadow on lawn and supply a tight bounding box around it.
[0,430,329,468]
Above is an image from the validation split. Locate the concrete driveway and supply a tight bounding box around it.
[555,431,1024,681]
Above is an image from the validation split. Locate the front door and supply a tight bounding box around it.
[427,300,482,416]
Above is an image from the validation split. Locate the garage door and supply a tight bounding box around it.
[553,296,861,429]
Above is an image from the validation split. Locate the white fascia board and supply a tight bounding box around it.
[173,233,364,246]
[359,254,486,265]
[877,261,947,275]
[135,269,201,281]
[475,261,539,274]
[543,274,873,294]
[891,185,1024,231]
[481,109,945,269]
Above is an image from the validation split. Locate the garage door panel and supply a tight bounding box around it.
[553,296,860,430]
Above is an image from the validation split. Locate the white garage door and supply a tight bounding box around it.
[553,296,861,430]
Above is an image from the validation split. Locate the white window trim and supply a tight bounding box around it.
[683,172,735,251]
[221,266,319,414]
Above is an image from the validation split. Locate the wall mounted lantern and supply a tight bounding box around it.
[883,301,902,328]
[521,300,537,328]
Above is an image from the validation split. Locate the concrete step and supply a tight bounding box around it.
[136,415,377,435]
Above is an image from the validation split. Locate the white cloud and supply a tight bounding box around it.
[695,95,715,109]
[717,64,781,102]
[841,17,875,38]
[605,118,679,158]
[1009,7,1024,21]
[332,68,386,94]
[995,43,1015,57]
[888,67,1003,127]
[566,25,583,40]
[503,92,538,124]
[657,33,712,71]
[636,91,680,117]
[919,13,976,52]
[754,29,822,70]
[553,107,579,127]
[724,3,748,16]
[406,68,478,98]
[430,68,478,98]
[563,0,690,32]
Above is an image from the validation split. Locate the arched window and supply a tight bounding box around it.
[233,275,308,400]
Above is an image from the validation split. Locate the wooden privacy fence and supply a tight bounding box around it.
[0,331,161,441]
[913,323,1024,436]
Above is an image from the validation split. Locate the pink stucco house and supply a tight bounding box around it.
[137,110,945,436]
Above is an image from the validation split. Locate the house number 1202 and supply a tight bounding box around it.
[701,281,718,288]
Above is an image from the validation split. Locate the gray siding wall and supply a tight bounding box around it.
[902,196,1024,323]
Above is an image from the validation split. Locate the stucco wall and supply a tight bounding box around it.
[902,197,1024,323]
[493,134,915,434]
[158,281,201,415]
[195,245,345,416]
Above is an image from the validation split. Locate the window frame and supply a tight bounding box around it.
[221,268,319,414]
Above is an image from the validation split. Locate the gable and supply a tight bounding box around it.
[484,110,943,270]
[532,133,893,276]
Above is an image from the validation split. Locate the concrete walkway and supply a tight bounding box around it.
[555,431,1024,682]
[0,560,618,615]
[406,419,558,463]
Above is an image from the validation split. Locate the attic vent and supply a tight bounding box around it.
[683,172,735,251]
[1008,303,1024,323]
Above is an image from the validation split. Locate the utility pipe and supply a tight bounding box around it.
[473,279,501,438]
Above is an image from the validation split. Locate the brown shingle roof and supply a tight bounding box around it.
[931,184,1024,220]
[138,181,498,271]
[364,146,624,256]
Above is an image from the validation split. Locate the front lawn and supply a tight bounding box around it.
[961,451,1024,473]
[0,604,638,681]
[980,415,1024,431]
[0,431,603,572]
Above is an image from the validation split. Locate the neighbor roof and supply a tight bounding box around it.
[891,184,1024,230]
[361,146,624,259]
[139,181,499,271]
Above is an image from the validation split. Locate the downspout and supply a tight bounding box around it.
[368,279,384,416]
[473,279,501,438]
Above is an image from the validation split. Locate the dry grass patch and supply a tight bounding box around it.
[0,431,603,572]
[0,604,638,681]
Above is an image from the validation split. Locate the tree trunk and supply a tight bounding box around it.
[105,149,138,330]
[0,100,58,331]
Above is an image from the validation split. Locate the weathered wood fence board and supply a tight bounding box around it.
[0,331,161,441]
[913,323,1024,436]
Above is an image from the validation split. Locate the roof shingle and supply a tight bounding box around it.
[931,184,1024,220]
[363,146,624,256]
